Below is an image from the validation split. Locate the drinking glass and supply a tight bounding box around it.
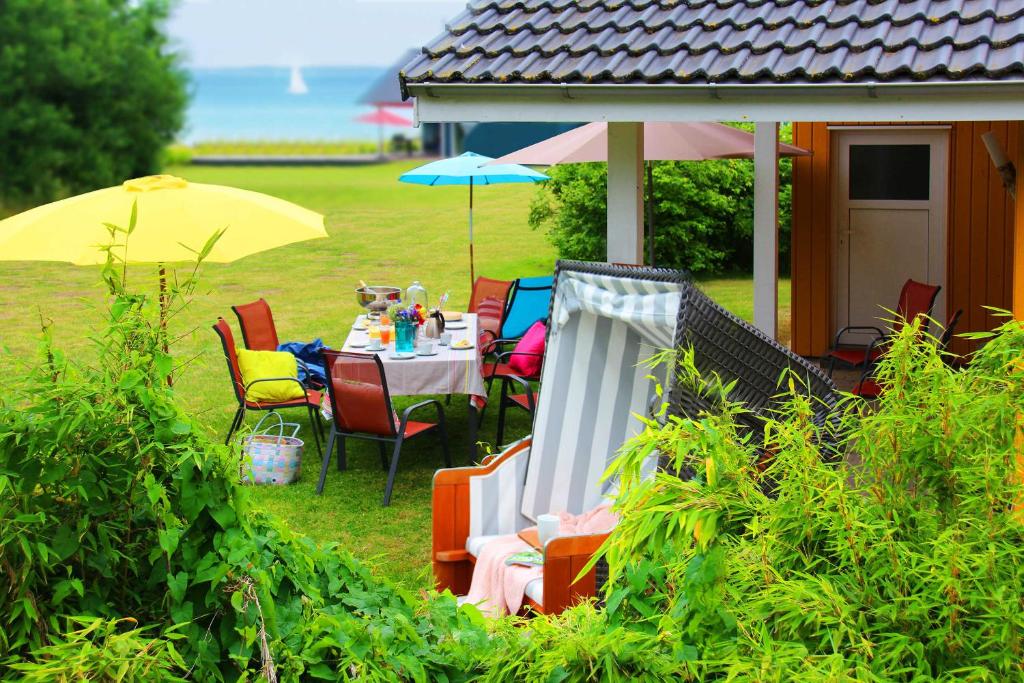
[379,324,392,346]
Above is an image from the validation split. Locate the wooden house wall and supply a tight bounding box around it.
[791,120,1020,357]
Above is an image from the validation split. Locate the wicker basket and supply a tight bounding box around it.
[240,412,303,485]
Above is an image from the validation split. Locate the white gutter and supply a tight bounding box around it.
[407,79,1024,124]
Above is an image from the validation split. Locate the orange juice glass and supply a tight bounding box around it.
[380,324,392,345]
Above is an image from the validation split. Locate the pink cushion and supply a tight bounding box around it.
[508,321,545,377]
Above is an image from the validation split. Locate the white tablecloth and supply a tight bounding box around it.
[341,314,487,404]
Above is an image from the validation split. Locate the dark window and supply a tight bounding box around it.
[849,144,930,201]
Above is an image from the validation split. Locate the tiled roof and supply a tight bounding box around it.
[400,0,1024,93]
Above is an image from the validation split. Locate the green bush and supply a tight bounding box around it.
[0,217,490,680]
[602,317,1024,679]
[527,125,794,276]
[0,0,186,206]
[6,618,187,682]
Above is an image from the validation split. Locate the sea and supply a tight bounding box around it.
[182,66,411,144]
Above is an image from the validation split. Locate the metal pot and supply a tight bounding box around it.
[423,309,445,338]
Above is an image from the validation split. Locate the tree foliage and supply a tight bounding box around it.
[0,0,186,207]
[527,125,794,276]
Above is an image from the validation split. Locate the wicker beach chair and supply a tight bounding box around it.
[432,261,839,615]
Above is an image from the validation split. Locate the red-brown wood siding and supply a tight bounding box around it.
[791,121,1020,357]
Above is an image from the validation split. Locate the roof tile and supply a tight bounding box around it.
[401,0,1024,90]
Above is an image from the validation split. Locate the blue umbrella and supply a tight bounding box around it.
[399,151,548,286]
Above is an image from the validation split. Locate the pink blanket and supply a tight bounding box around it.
[464,504,618,616]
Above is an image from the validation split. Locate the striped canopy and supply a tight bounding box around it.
[468,263,687,538]
[521,266,684,521]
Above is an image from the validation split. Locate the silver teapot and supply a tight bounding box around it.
[423,309,446,339]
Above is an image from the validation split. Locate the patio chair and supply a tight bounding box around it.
[212,318,323,456]
[499,276,554,340]
[233,298,326,388]
[495,374,537,448]
[852,308,963,399]
[232,298,279,351]
[432,261,838,615]
[469,276,513,350]
[826,279,941,378]
[317,349,451,506]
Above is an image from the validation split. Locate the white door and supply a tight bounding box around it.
[833,129,948,342]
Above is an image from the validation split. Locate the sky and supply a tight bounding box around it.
[166,0,465,68]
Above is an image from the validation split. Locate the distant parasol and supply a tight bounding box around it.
[356,109,413,127]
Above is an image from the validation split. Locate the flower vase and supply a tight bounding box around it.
[395,320,416,354]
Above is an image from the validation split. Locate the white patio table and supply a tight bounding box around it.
[340,313,486,459]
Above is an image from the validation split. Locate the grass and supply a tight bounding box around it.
[0,161,790,588]
[165,140,413,165]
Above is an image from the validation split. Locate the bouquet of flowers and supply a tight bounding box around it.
[388,302,427,326]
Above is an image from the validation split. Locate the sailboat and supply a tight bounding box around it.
[288,65,308,95]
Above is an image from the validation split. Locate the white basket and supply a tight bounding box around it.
[240,412,303,485]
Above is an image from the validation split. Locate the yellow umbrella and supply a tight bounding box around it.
[0,174,326,264]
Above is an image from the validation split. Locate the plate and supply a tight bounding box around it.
[348,341,367,348]
[451,342,475,350]
[415,349,440,357]
[445,321,468,330]
[389,352,416,360]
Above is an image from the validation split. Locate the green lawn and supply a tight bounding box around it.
[0,162,789,588]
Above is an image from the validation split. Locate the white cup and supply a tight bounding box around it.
[439,332,452,346]
[366,339,382,351]
[537,514,560,546]
[418,339,436,355]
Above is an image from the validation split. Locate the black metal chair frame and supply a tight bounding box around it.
[826,285,941,378]
[317,351,451,506]
[214,321,324,456]
[479,342,543,439]
[853,308,964,396]
[495,373,537,448]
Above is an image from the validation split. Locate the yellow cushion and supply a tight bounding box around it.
[236,349,305,403]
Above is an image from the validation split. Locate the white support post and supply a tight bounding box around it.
[606,122,645,264]
[753,121,780,339]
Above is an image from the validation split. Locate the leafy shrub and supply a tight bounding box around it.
[6,618,187,682]
[527,124,794,276]
[0,220,489,680]
[0,0,186,206]
[601,316,1024,679]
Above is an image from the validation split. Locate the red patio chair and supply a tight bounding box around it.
[232,298,279,351]
[485,321,547,446]
[852,308,963,399]
[826,278,941,377]
[212,318,323,455]
[469,276,512,351]
[318,349,451,506]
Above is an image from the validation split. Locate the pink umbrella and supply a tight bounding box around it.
[492,122,809,165]
[492,122,810,265]
[356,109,413,127]
[356,107,413,157]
